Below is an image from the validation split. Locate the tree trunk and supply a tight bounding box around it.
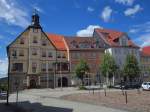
[106,72,109,86]
[112,74,115,86]
[81,78,84,86]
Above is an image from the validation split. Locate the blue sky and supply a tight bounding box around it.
[0,0,150,77]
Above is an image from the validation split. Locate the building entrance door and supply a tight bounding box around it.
[30,79,36,88]
[58,77,68,87]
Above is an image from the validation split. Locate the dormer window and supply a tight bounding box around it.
[20,38,25,44]
[122,38,127,46]
[33,36,38,43]
[120,36,127,46]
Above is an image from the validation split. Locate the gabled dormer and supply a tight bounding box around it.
[119,34,128,46]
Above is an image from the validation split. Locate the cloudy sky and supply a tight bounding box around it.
[0,0,150,77]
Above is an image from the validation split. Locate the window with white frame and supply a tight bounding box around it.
[42,51,46,57]
[48,52,53,58]
[32,49,37,55]
[41,63,46,72]
[20,38,25,44]
[48,63,53,71]
[12,50,17,57]
[32,62,37,73]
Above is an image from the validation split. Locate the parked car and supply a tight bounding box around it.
[121,82,141,89]
[141,82,150,90]
[0,91,7,100]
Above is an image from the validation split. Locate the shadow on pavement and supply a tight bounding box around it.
[0,101,73,112]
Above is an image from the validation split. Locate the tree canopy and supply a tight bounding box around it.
[100,52,117,78]
[123,54,140,79]
[75,59,90,84]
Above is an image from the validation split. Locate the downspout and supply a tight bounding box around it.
[6,46,10,105]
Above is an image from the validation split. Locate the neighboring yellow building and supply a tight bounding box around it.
[7,13,57,92]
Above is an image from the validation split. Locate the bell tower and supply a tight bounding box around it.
[31,9,41,28]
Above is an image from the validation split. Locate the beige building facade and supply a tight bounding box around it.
[7,13,58,92]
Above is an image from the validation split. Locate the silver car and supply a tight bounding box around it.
[142,82,150,90]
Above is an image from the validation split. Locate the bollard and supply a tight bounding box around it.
[122,89,124,96]
[93,88,94,94]
[125,91,128,104]
[104,89,106,96]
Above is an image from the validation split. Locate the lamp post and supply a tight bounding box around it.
[53,62,56,89]
[6,47,10,105]
[60,62,63,91]
[14,80,19,105]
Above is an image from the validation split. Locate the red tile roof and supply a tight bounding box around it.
[46,33,66,50]
[64,36,98,50]
[95,28,139,48]
[142,46,150,56]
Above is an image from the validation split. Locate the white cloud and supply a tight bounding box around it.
[139,33,150,47]
[76,25,103,37]
[129,29,139,33]
[129,21,150,34]
[124,4,142,16]
[115,0,135,6]
[0,58,8,78]
[101,6,113,22]
[87,6,94,12]
[0,0,30,28]
[129,22,150,47]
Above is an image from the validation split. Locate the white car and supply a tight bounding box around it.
[142,82,150,90]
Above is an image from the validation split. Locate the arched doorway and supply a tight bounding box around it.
[30,79,36,88]
[58,77,68,87]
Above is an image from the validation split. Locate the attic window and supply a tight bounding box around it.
[20,38,25,44]
[33,36,38,43]
[114,38,119,43]
[33,28,38,33]
[42,40,47,46]
[12,50,17,57]
[48,52,53,58]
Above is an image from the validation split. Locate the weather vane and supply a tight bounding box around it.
[33,8,38,15]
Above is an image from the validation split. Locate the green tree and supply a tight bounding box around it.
[100,52,118,86]
[75,59,90,85]
[123,54,140,82]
